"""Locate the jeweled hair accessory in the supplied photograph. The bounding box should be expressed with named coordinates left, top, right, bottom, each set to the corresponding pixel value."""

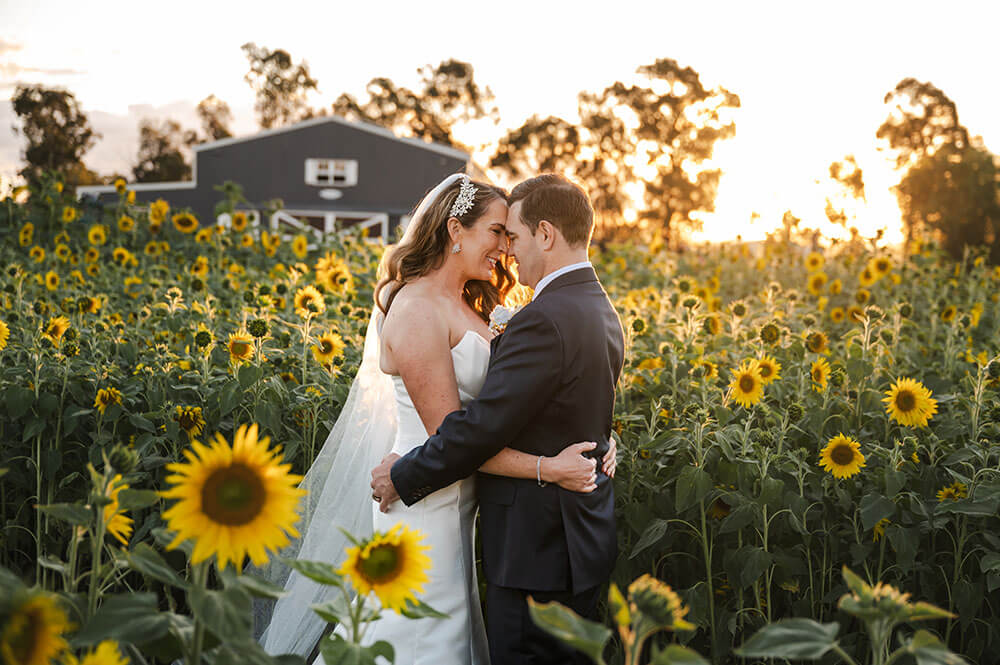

left=449, top=175, right=477, bottom=218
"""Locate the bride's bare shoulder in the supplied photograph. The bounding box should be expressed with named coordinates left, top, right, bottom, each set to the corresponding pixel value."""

left=382, top=283, right=446, bottom=340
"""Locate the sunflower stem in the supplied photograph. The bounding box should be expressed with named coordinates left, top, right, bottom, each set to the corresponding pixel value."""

left=189, top=561, right=209, bottom=665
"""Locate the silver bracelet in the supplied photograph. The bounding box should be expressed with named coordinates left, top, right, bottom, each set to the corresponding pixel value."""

left=536, top=455, right=547, bottom=487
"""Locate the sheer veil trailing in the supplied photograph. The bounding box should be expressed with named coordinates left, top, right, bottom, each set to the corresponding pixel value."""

left=256, top=173, right=466, bottom=658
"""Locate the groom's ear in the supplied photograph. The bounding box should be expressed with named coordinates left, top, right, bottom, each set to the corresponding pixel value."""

left=537, top=219, right=557, bottom=250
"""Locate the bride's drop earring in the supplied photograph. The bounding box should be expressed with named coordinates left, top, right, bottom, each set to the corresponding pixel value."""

left=451, top=242, right=462, bottom=254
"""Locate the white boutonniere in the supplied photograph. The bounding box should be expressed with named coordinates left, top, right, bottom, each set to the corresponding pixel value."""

left=489, top=304, right=521, bottom=335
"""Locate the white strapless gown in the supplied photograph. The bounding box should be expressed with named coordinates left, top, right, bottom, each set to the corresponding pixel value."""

left=315, top=330, right=492, bottom=665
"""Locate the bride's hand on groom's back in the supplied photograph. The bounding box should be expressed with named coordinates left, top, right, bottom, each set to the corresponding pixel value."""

left=546, top=442, right=599, bottom=493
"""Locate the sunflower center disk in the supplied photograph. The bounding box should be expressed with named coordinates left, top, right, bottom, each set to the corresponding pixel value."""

left=739, top=375, right=756, bottom=392
left=360, top=544, right=402, bottom=583
left=202, top=464, right=266, bottom=526
left=831, top=444, right=855, bottom=466
left=895, top=390, right=916, bottom=412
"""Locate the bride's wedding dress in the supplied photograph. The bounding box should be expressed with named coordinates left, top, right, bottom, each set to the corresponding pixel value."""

left=315, top=329, right=492, bottom=665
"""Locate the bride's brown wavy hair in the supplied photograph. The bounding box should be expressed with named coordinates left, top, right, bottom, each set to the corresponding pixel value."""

left=375, top=177, right=515, bottom=322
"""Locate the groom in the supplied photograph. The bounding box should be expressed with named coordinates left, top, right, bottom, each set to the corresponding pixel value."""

left=371, top=174, right=624, bottom=665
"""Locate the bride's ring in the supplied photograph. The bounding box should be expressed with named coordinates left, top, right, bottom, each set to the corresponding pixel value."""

left=372, top=494, right=382, bottom=502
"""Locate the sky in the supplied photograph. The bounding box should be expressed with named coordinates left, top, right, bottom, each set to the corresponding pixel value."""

left=1, top=0, right=998, bottom=243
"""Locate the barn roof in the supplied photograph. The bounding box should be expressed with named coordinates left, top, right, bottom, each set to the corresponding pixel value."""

left=193, top=114, right=470, bottom=161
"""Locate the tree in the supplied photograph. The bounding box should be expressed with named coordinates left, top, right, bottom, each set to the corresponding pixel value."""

left=490, top=58, right=739, bottom=243
left=877, top=78, right=998, bottom=259
left=11, top=84, right=100, bottom=187
left=877, top=78, right=969, bottom=168
left=333, top=59, right=498, bottom=148
left=241, top=43, right=319, bottom=129
left=824, top=154, right=866, bottom=228
left=895, top=143, right=1000, bottom=263
left=196, top=94, right=233, bottom=140
left=132, top=118, right=198, bottom=182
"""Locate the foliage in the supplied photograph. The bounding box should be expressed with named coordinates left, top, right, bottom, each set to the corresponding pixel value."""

left=332, top=59, right=498, bottom=149
left=133, top=118, right=199, bottom=183
left=1, top=178, right=999, bottom=663
left=241, top=42, right=320, bottom=129
left=11, top=85, right=100, bottom=188
left=197, top=94, right=234, bottom=141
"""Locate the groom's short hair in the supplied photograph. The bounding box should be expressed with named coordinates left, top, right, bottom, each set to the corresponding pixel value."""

left=509, top=174, right=593, bottom=248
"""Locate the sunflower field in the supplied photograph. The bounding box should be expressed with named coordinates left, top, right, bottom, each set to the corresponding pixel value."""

left=0, top=176, right=998, bottom=664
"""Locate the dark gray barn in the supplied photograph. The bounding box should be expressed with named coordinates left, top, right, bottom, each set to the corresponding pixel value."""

left=77, top=115, right=471, bottom=241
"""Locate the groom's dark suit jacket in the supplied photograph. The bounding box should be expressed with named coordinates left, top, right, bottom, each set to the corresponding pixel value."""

left=392, top=266, right=624, bottom=594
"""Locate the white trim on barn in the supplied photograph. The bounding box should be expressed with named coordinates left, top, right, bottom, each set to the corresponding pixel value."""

left=304, top=158, right=358, bottom=187
left=193, top=115, right=470, bottom=161
left=270, top=208, right=389, bottom=248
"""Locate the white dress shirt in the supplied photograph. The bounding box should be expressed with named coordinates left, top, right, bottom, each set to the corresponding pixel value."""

left=532, top=261, right=593, bottom=300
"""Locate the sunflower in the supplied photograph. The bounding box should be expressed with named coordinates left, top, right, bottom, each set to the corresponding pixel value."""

left=190, top=256, right=209, bottom=278
left=315, top=252, right=354, bottom=294
left=939, top=305, right=957, bottom=323
left=80, top=297, right=101, bottom=314
left=44, top=271, right=59, bottom=291
left=144, top=241, right=161, bottom=257
left=231, top=211, right=248, bottom=232
left=94, top=387, right=123, bottom=415
left=227, top=331, right=254, bottom=363
left=126, top=190, right=135, bottom=204
left=55, top=243, right=71, bottom=261
left=29, top=246, right=45, bottom=262
left=702, top=314, right=721, bottom=336
left=84, top=247, right=99, bottom=263
left=114, top=216, right=133, bottom=233
left=61, top=206, right=77, bottom=223
left=0, top=593, right=72, bottom=665
left=195, top=228, right=213, bottom=244
left=760, top=322, right=781, bottom=345
left=754, top=355, right=781, bottom=384
left=830, top=307, right=845, bottom=323
left=68, top=640, right=129, bottom=665
left=150, top=199, right=169, bottom=224
left=19, top=222, right=34, bottom=246
left=0, top=319, right=9, bottom=351
left=292, top=234, right=309, bottom=259
left=339, top=523, right=432, bottom=612
left=312, top=331, right=346, bottom=367
left=102, top=474, right=133, bottom=546
left=854, top=289, right=871, bottom=305
left=810, top=357, right=831, bottom=392
left=807, top=272, right=828, bottom=296
left=114, top=178, right=127, bottom=194
left=112, top=247, right=130, bottom=264
left=174, top=406, right=206, bottom=440
left=42, top=316, right=70, bottom=345
left=160, top=423, right=306, bottom=568
left=86, top=264, right=99, bottom=277
left=936, top=481, right=968, bottom=502
left=627, top=574, right=695, bottom=631
left=805, top=331, right=829, bottom=354
left=294, top=285, right=326, bottom=318
left=858, top=266, right=878, bottom=288
left=868, top=255, right=892, bottom=277
left=847, top=305, right=864, bottom=322
left=805, top=251, right=824, bottom=272
left=172, top=212, right=199, bottom=234
left=88, top=224, right=108, bottom=246
left=873, top=517, right=889, bottom=542
left=728, top=360, right=764, bottom=408
left=684, top=355, right=714, bottom=381
left=882, top=377, right=938, bottom=428
left=819, top=433, right=866, bottom=479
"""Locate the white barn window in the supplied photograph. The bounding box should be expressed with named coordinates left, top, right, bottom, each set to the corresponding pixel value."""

left=305, top=159, right=358, bottom=187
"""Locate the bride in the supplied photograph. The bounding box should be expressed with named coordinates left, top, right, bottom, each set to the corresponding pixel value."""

left=259, top=173, right=615, bottom=663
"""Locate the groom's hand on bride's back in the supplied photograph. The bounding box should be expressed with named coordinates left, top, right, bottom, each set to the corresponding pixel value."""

left=371, top=453, right=401, bottom=512
left=547, top=442, right=599, bottom=493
